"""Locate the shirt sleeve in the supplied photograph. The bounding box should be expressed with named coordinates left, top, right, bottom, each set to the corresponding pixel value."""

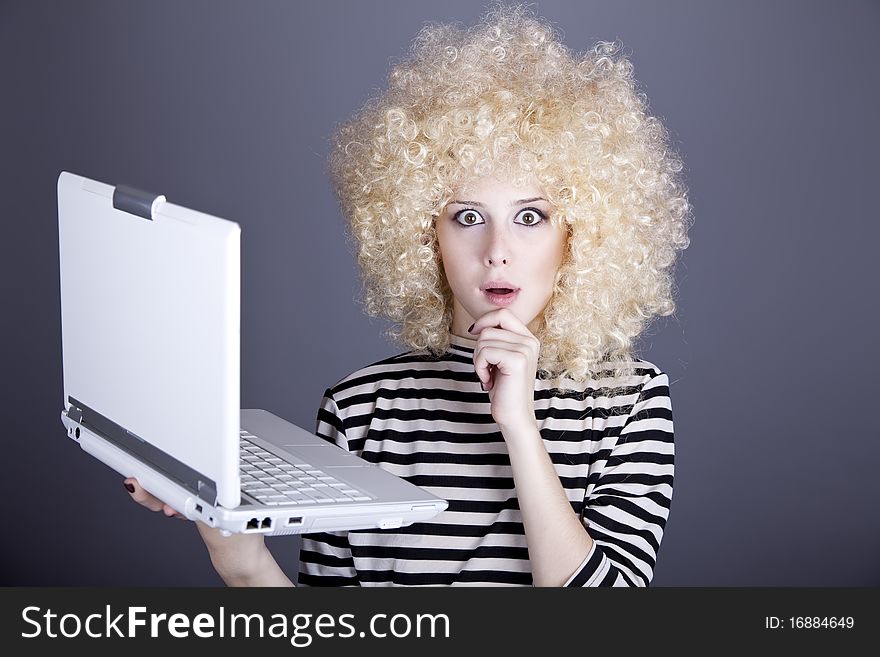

left=563, top=369, right=675, bottom=587
left=296, top=388, right=360, bottom=587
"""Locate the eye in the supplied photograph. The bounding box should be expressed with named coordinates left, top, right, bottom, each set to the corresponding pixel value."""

left=515, top=207, right=546, bottom=226
left=453, top=209, right=484, bottom=226
left=451, top=206, right=548, bottom=227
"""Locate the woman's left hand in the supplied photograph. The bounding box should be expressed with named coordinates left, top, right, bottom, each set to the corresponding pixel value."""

left=469, top=308, right=540, bottom=432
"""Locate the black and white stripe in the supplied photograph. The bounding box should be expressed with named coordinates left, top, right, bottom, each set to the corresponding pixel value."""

left=297, top=333, right=674, bottom=586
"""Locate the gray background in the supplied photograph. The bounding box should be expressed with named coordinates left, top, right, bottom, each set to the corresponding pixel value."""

left=1, top=0, right=877, bottom=586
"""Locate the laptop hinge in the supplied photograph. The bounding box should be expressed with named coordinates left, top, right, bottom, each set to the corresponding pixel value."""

left=67, top=405, right=83, bottom=425
left=112, top=184, right=165, bottom=221
left=67, top=396, right=218, bottom=505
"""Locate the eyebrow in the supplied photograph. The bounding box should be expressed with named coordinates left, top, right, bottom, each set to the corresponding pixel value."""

left=448, top=197, right=548, bottom=208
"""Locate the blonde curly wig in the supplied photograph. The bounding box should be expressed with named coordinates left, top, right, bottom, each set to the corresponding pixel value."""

left=327, top=1, right=693, bottom=393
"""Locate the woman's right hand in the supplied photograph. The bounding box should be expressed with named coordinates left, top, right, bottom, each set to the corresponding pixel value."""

left=123, top=477, right=186, bottom=519
left=123, top=477, right=294, bottom=586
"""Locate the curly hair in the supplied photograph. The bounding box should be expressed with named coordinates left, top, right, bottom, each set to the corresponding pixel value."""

left=326, top=1, right=693, bottom=394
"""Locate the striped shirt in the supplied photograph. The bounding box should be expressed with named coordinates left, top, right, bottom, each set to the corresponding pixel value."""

left=297, top=332, right=674, bottom=586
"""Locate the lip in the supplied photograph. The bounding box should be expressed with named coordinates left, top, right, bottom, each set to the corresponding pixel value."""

left=483, top=288, right=520, bottom=306
left=481, top=281, right=520, bottom=293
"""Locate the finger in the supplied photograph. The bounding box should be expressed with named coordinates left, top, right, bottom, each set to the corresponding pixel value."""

left=473, top=339, right=509, bottom=384
left=469, top=308, right=535, bottom=341
left=474, top=339, right=530, bottom=382
left=486, top=364, right=496, bottom=391
left=474, top=344, right=514, bottom=388
left=473, top=345, right=496, bottom=386
left=472, top=326, right=528, bottom=347
left=162, top=504, right=185, bottom=520
left=123, top=478, right=165, bottom=513
left=474, top=345, right=530, bottom=389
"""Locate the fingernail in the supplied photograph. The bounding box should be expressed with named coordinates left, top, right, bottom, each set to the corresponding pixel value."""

left=468, top=323, right=475, bottom=333
left=124, top=482, right=135, bottom=493
left=480, top=381, right=487, bottom=391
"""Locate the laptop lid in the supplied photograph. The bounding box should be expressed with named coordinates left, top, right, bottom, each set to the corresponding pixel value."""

left=57, top=171, right=241, bottom=508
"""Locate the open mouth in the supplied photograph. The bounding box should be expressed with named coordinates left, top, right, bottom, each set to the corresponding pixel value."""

left=483, top=288, right=519, bottom=305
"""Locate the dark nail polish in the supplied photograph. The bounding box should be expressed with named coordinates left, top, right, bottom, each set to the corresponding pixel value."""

left=468, top=323, right=475, bottom=333
left=124, top=482, right=135, bottom=493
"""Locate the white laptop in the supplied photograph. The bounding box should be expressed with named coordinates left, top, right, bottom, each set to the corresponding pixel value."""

left=57, top=171, right=447, bottom=536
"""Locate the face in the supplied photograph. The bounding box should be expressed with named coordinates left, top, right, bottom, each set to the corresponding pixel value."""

left=435, top=175, right=568, bottom=337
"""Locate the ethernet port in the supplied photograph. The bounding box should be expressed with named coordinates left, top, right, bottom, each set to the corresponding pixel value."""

left=246, top=518, right=260, bottom=530
left=261, top=517, right=272, bottom=529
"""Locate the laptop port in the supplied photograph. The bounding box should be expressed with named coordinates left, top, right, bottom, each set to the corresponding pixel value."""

left=246, top=518, right=260, bottom=530
left=261, top=517, right=272, bottom=529
left=287, top=517, right=303, bottom=526
left=195, top=504, right=203, bottom=513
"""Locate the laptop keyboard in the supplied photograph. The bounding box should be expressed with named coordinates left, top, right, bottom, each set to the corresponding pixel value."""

left=239, top=431, right=372, bottom=506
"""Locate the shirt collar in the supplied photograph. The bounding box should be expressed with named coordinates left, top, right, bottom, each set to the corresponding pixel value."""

left=448, top=332, right=477, bottom=354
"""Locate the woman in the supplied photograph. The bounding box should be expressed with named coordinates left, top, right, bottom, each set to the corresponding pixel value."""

left=127, top=2, right=692, bottom=587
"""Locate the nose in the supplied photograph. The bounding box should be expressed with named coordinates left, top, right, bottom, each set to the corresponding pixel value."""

left=484, top=226, right=510, bottom=266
